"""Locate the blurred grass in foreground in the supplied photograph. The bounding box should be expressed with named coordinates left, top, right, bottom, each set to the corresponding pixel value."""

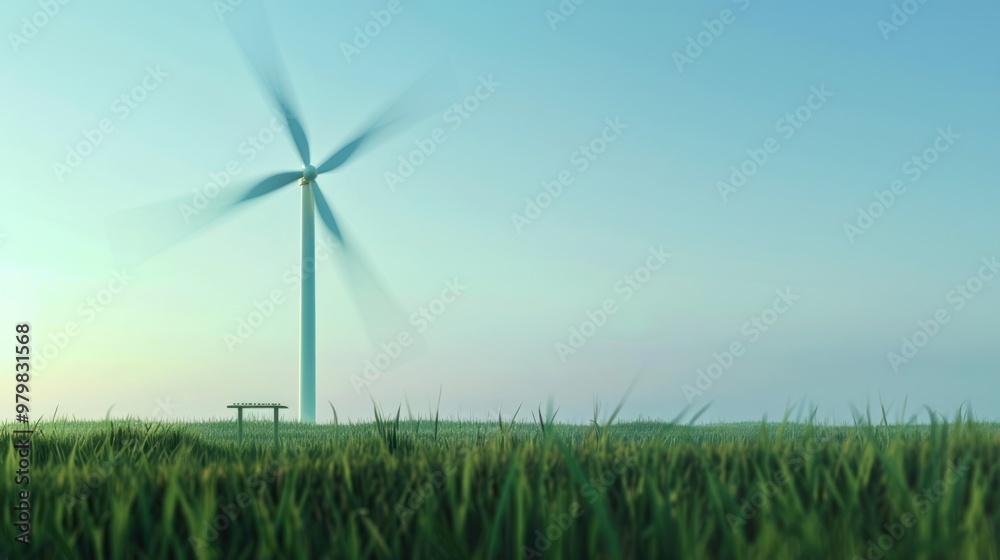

left=1, top=407, right=998, bottom=559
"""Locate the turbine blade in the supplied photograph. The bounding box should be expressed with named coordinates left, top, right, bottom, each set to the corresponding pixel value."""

left=104, top=171, right=299, bottom=266
left=316, top=63, right=457, bottom=174
left=224, top=0, right=311, bottom=165
left=312, top=183, right=427, bottom=366
left=235, top=170, right=302, bottom=204
left=312, top=182, right=343, bottom=244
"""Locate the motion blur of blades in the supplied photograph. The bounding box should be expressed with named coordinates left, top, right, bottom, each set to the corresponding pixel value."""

left=103, top=172, right=298, bottom=267
left=104, top=194, right=228, bottom=268
left=334, top=246, right=428, bottom=370
left=223, top=0, right=311, bottom=165
left=312, top=182, right=343, bottom=244
left=235, top=170, right=302, bottom=204
left=311, top=185, right=426, bottom=366
left=316, top=62, right=459, bottom=174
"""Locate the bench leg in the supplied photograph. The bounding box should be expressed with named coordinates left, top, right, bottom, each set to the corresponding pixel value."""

left=273, top=408, right=279, bottom=448
left=238, top=408, right=243, bottom=443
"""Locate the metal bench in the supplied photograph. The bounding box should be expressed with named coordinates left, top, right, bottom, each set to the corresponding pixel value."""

left=227, top=402, right=288, bottom=446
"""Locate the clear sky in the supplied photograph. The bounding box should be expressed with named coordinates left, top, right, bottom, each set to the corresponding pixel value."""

left=1, top=0, right=998, bottom=423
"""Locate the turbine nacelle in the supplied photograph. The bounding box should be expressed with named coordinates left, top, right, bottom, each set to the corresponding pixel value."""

left=301, top=164, right=318, bottom=184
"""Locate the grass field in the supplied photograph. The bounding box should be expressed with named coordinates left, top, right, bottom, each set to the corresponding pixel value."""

left=2, top=407, right=999, bottom=559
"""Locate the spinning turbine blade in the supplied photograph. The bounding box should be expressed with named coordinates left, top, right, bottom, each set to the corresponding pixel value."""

left=235, top=170, right=303, bottom=204
left=224, top=0, right=311, bottom=165
left=313, top=184, right=427, bottom=365
left=312, top=183, right=344, bottom=245
left=105, top=171, right=299, bottom=266
left=316, top=63, right=458, bottom=174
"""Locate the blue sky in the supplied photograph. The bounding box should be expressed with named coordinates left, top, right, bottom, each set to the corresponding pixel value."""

left=1, top=0, right=998, bottom=423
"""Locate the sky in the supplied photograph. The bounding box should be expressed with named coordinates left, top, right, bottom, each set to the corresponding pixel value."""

left=1, top=0, right=998, bottom=424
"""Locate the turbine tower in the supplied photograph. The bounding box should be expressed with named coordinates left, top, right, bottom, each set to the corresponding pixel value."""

left=105, top=1, right=445, bottom=422
left=300, top=170, right=317, bottom=423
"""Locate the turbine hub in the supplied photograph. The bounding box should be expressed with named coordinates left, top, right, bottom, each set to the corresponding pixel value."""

left=301, top=164, right=318, bottom=184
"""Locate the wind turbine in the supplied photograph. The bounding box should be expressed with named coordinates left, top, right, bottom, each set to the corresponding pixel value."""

left=105, top=3, right=449, bottom=422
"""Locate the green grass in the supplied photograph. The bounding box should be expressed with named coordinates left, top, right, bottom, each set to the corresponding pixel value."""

left=2, top=410, right=999, bottom=559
